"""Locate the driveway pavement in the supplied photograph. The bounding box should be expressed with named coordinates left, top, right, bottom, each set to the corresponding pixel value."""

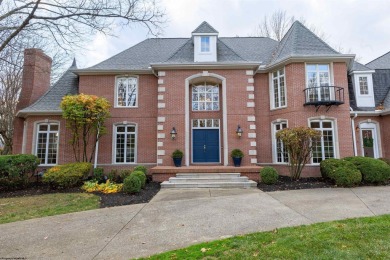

left=0, top=186, right=390, bottom=259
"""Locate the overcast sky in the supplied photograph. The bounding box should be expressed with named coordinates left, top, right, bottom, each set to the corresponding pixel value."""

left=75, top=0, right=390, bottom=68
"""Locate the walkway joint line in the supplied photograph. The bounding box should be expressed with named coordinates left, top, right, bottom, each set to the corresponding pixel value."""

left=349, top=188, right=377, bottom=216
left=92, top=203, right=148, bottom=259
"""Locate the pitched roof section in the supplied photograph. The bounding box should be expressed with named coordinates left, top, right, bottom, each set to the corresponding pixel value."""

left=19, top=62, right=79, bottom=114
left=270, top=21, right=340, bottom=66
left=192, top=21, right=218, bottom=34
left=351, top=61, right=373, bottom=72
left=85, top=38, right=189, bottom=71
left=366, top=51, right=390, bottom=69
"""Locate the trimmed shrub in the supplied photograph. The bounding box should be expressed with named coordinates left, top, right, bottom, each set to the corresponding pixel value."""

left=131, top=170, right=146, bottom=188
left=134, top=165, right=147, bottom=175
left=344, top=156, right=390, bottom=184
left=320, top=159, right=362, bottom=187
left=118, top=169, right=132, bottom=182
left=123, top=175, right=141, bottom=193
left=260, top=167, right=279, bottom=185
left=0, top=154, right=40, bottom=190
left=43, top=162, right=92, bottom=188
left=93, top=167, right=104, bottom=182
left=379, top=158, right=390, bottom=166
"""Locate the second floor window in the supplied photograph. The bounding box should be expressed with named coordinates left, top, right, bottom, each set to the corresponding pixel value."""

left=201, top=36, right=210, bottom=52
left=117, top=77, right=138, bottom=107
left=192, top=83, right=219, bottom=111
left=271, top=68, right=286, bottom=108
left=306, top=64, right=331, bottom=102
left=359, top=76, right=369, bottom=95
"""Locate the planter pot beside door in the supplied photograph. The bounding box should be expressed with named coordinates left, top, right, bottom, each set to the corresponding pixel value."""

left=232, top=157, right=242, bottom=167
left=173, top=157, right=182, bottom=167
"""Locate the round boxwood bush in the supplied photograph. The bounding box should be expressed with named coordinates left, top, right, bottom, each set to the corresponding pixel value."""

left=133, top=165, right=147, bottom=175
left=43, top=162, right=92, bottom=188
left=344, top=156, right=390, bottom=184
left=260, top=167, right=279, bottom=185
left=123, top=175, right=141, bottom=193
left=320, top=159, right=362, bottom=187
left=130, top=170, right=146, bottom=188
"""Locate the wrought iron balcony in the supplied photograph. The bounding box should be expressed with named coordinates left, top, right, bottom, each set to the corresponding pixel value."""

left=303, top=86, right=344, bottom=111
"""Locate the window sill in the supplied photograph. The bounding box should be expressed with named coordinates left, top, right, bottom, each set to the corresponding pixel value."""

left=270, top=106, right=287, bottom=111
left=114, top=106, right=139, bottom=109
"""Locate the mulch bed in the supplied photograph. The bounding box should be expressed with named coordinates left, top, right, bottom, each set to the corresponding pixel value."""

left=0, top=181, right=161, bottom=208
left=257, top=175, right=335, bottom=192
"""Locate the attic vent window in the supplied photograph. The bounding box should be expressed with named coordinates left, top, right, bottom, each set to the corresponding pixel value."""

left=201, top=36, right=210, bottom=52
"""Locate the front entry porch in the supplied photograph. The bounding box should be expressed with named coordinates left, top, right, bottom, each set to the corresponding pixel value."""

left=150, top=165, right=262, bottom=182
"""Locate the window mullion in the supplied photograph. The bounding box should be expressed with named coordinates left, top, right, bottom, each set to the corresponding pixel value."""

left=45, top=129, right=50, bottom=165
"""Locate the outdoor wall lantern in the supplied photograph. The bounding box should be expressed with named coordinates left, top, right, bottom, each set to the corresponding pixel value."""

left=170, top=127, right=177, bottom=140
left=236, top=125, right=243, bottom=138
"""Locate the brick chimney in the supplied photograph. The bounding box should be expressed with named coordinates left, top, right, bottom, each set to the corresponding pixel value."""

left=16, top=48, right=52, bottom=111
left=13, top=49, right=52, bottom=154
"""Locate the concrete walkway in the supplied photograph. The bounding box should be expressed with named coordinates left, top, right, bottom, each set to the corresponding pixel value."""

left=1, top=186, right=390, bottom=259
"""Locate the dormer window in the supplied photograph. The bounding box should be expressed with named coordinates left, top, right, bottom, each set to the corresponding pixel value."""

left=201, top=37, right=210, bottom=52
left=359, top=76, right=369, bottom=95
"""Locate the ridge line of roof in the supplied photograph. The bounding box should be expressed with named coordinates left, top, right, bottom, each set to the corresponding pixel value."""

left=218, top=38, right=247, bottom=62
left=163, top=38, right=193, bottom=62
left=366, top=50, right=390, bottom=66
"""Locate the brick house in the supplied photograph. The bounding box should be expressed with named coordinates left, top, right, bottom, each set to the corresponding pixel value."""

left=13, top=21, right=390, bottom=181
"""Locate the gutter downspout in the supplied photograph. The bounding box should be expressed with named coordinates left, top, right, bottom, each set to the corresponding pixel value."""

left=350, top=107, right=358, bottom=156
left=94, top=123, right=101, bottom=169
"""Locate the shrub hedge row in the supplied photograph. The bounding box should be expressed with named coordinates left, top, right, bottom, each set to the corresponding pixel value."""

left=43, top=162, right=92, bottom=188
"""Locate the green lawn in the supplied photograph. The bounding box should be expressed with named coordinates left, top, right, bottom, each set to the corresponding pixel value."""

left=144, top=214, right=390, bottom=259
left=0, top=193, right=100, bottom=224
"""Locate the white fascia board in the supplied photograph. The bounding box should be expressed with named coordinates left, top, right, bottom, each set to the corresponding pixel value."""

left=150, top=62, right=260, bottom=70
left=349, top=70, right=376, bottom=75
left=17, top=110, right=63, bottom=118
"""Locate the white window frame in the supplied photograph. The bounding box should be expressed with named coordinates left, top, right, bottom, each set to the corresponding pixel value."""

left=115, top=76, right=139, bottom=108
left=358, top=76, right=369, bottom=95
left=305, top=63, right=333, bottom=102
left=192, top=83, right=220, bottom=111
left=200, top=36, right=210, bottom=53
left=271, top=120, right=288, bottom=164
left=113, top=123, right=137, bottom=164
left=34, top=122, right=60, bottom=166
left=309, top=118, right=337, bottom=164
left=270, top=68, right=287, bottom=109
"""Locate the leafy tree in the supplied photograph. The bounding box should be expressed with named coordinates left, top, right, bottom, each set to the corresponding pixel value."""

left=276, top=127, right=321, bottom=180
left=60, top=94, right=110, bottom=162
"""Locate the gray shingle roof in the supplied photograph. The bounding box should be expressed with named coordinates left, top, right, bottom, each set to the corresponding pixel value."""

left=19, top=62, right=79, bottom=114
left=192, top=21, right=218, bottom=34
left=269, top=21, right=340, bottom=66
left=372, top=69, right=390, bottom=106
left=351, top=61, right=373, bottom=71
left=366, top=51, right=390, bottom=69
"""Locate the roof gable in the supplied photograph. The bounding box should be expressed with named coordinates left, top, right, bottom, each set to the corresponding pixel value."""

left=351, top=61, right=373, bottom=72
left=270, top=21, right=339, bottom=66
left=192, top=21, right=218, bottom=34
left=366, top=51, right=390, bottom=69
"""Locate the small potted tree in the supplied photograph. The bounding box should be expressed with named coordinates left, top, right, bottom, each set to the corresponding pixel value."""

left=231, top=149, right=244, bottom=167
left=172, top=149, right=184, bottom=167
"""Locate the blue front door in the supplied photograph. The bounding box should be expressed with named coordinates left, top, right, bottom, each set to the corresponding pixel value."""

left=193, top=129, right=220, bottom=163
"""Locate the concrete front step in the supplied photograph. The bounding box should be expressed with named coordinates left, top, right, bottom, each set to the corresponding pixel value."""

left=176, top=173, right=241, bottom=178
left=169, top=176, right=249, bottom=183
left=161, top=180, right=258, bottom=189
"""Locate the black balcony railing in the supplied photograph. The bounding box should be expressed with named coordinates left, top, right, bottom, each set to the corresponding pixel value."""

left=303, top=86, right=344, bottom=111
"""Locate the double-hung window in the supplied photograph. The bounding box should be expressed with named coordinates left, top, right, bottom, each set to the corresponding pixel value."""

left=273, top=121, right=288, bottom=163
left=310, top=120, right=335, bottom=163
left=359, top=76, right=369, bottom=95
left=306, top=64, right=331, bottom=102
left=115, top=124, right=136, bottom=163
left=35, top=123, right=59, bottom=165
left=271, top=68, right=286, bottom=108
left=116, top=77, right=138, bottom=107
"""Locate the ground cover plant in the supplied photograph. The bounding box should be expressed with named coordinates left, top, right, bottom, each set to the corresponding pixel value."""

left=144, top=214, right=390, bottom=259
left=0, top=193, right=100, bottom=224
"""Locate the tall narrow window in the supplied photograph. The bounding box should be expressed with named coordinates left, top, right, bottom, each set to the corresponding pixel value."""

left=306, top=64, right=331, bottom=102
left=201, top=36, right=210, bottom=52
left=36, top=123, right=59, bottom=165
left=192, top=83, right=219, bottom=111
left=310, top=120, right=335, bottom=163
left=271, top=68, right=286, bottom=108
left=115, top=125, right=136, bottom=163
left=116, top=77, right=138, bottom=107
left=359, top=76, right=369, bottom=95
left=273, top=121, right=288, bottom=163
